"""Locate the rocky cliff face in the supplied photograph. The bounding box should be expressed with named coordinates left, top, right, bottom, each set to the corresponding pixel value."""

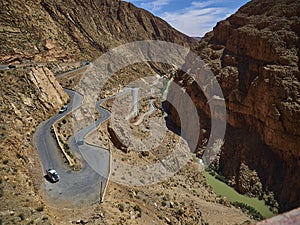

left=168, top=0, right=300, bottom=212
left=0, top=0, right=196, bottom=64
left=0, top=67, right=68, bottom=224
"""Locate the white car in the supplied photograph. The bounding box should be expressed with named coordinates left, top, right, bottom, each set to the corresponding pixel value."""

left=59, top=105, right=68, bottom=113
left=46, top=169, right=60, bottom=182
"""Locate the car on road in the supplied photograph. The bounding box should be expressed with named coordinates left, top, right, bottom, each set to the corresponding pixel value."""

left=59, top=105, right=68, bottom=113
left=46, top=169, right=60, bottom=182
left=77, top=139, right=84, bottom=145
left=8, top=65, right=16, bottom=68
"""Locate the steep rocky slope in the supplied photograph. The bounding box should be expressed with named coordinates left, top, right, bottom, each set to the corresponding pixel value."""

left=0, top=0, right=196, bottom=64
left=168, top=0, right=300, bottom=212
left=0, top=67, right=68, bottom=224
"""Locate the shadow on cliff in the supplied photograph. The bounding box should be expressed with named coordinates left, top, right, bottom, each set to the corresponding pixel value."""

left=162, top=100, right=182, bottom=136
left=219, top=125, right=299, bottom=213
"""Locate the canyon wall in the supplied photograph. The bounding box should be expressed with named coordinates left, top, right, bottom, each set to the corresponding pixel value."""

left=168, top=0, right=300, bottom=212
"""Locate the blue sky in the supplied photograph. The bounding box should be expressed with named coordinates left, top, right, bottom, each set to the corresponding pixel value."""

left=126, top=0, right=249, bottom=37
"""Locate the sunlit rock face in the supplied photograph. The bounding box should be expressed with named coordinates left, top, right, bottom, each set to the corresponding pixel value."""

left=168, top=0, right=300, bottom=212
left=0, top=0, right=196, bottom=64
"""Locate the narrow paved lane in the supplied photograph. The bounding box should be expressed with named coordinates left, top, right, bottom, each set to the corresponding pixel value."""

left=33, top=62, right=137, bottom=206
left=33, top=59, right=114, bottom=208
left=34, top=89, right=109, bottom=206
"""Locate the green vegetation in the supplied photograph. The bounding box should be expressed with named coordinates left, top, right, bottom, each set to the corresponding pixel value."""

left=0, top=186, right=3, bottom=197
left=163, top=194, right=169, bottom=201
left=260, top=191, right=279, bottom=214
left=58, top=136, right=73, bottom=159
left=207, top=169, right=228, bottom=184
left=205, top=168, right=279, bottom=214
left=133, top=204, right=141, bottom=213
left=57, top=122, right=61, bottom=132
left=231, top=201, right=264, bottom=220
left=203, top=170, right=274, bottom=219
left=133, top=204, right=142, bottom=217
left=16, top=152, right=26, bottom=162
left=36, top=206, right=44, bottom=212
left=117, top=203, right=124, bottom=212
left=141, top=151, right=149, bottom=157
left=176, top=208, right=184, bottom=216
left=55, top=131, right=81, bottom=170
left=63, top=142, right=70, bottom=151
left=18, top=213, right=25, bottom=220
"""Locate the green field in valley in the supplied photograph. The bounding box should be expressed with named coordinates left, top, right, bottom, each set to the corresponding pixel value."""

left=203, top=170, right=275, bottom=219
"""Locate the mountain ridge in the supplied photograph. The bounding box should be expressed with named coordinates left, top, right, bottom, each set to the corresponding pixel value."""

left=0, top=0, right=196, bottom=64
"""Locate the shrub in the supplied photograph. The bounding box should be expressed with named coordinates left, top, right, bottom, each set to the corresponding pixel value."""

left=0, top=187, right=3, bottom=197
left=117, top=204, right=124, bottom=212
left=215, top=174, right=228, bottom=184
left=177, top=208, right=184, bottom=216
left=231, top=202, right=264, bottom=220
left=16, top=152, right=26, bottom=162
left=141, top=151, right=149, bottom=157
left=19, top=213, right=25, bottom=220
left=261, top=191, right=279, bottom=212
left=36, top=206, right=44, bottom=212
left=133, top=205, right=141, bottom=213
left=163, top=194, right=170, bottom=201
left=63, top=143, right=70, bottom=150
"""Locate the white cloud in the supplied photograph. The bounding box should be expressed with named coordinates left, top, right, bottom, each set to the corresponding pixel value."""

left=161, top=1, right=235, bottom=37
left=190, top=0, right=217, bottom=8
left=140, top=0, right=171, bottom=12
left=127, top=0, right=242, bottom=37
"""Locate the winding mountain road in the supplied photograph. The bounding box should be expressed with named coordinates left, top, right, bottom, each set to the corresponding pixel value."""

left=34, top=67, right=116, bottom=206
left=34, top=63, right=145, bottom=206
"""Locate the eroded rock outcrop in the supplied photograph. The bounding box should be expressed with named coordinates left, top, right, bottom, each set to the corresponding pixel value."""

left=168, top=0, right=300, bottom=212
left=29, top=67, right=68, bottom=110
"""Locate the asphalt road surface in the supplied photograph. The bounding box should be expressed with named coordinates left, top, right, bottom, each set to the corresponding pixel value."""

left=33, top=60, right=122, bottom=206
left=0, top=65, right=9, bottom=70
left=33, top=61, right=138, bottom=206
left=55, top=62, right=89, bottom=78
